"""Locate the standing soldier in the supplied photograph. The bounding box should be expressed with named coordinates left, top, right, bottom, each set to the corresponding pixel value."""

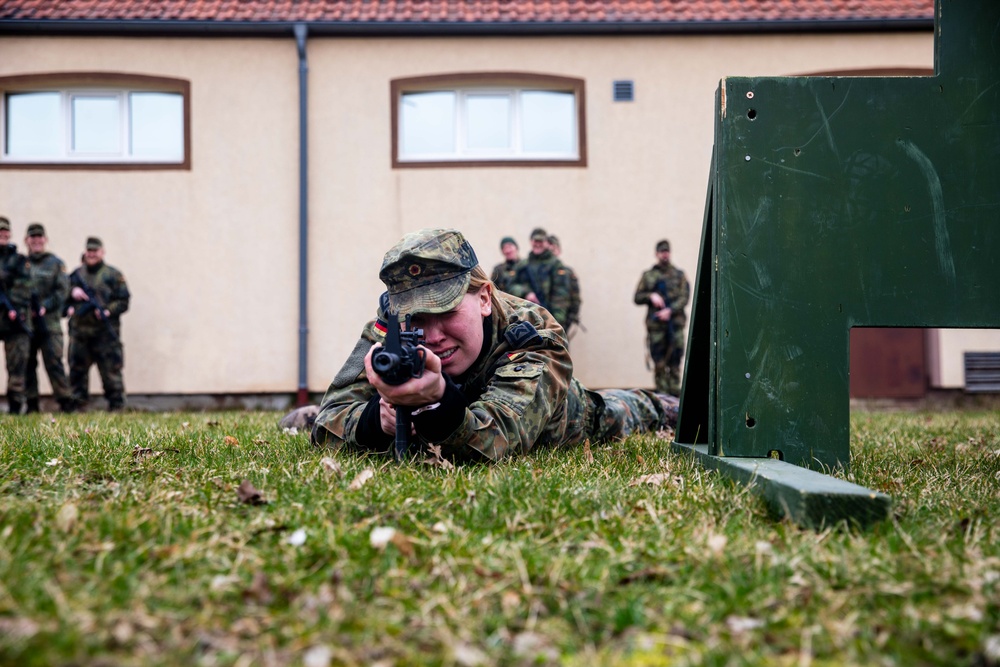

left=0, top=217, right=33, bottom=414
left=66, top=237, right=130, bottom=412
left=634, top=239, right=690, bottom=396
left=24, top=223, right=73, bottom=413
left=489, top=236, right=521, bottom=294
left=509, top=228, right=572, bottom=331
left=548, top=234, right=582, bottom=335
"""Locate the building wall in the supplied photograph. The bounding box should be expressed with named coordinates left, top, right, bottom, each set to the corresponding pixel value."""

left=6, top=30, right=987, bottom=397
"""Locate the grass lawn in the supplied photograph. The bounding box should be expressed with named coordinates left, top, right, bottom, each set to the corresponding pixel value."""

left=0, top=409, right=997, bottom=666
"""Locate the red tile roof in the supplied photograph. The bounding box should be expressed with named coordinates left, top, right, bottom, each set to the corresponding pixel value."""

left=0, top=1, right=935, bottom=27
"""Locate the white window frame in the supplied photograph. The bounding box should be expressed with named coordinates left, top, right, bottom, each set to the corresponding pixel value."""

left=0, top=73, right=189, bottom=170
left=392, top=73, right=587, bottom=168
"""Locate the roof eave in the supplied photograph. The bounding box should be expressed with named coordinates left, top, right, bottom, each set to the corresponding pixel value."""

left=0, top=17, right=935, bottom=38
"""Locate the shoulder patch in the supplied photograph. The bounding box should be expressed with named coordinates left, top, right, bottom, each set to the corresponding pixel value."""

left=504, top=320, right=542, bottom=349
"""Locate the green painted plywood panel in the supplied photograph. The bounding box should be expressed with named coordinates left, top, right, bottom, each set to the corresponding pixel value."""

left=677, top=1, right=1000, bottom=471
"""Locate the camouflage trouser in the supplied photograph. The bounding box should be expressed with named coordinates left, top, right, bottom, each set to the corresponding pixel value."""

left=26, top=328, right=71, bottom=402
left=69, top=329, right=125, bottom=410
left=1, top=329, right=30, bottom=406
left=588, top=389, right=679, bottom=442
left=648, top=325, right=685, bottom=396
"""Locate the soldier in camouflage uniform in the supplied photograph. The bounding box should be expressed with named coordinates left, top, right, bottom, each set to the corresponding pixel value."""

left=310, top=228, right=678, bottom=462
left=507, top=228, right=573, bottom=331
left=548, top=235, right=582, bottom=335
left=23, top=223, right=73, bottom=413
left=66, top=237, right=130, bottom=411
left=489, top=236, right=521, bottom=294
left=0, top=217, right=32, bottom=414
left=634, top=239, right=690, bottom=396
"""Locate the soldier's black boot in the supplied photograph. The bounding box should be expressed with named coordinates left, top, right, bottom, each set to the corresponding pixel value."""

left=8, top=399, right=23, bottom=415
left=107, top=397, right=125, bottom=412
left=58, top=398, right=76, bottom=414
left=25, top=398, right=40, bottom=414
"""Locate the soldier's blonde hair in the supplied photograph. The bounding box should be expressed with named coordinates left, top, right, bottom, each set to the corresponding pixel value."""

left=468, top=265, right=505, bottom=322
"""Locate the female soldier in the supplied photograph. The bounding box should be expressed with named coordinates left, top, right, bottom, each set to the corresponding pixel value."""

left=311, top=228, right=677, bottom=462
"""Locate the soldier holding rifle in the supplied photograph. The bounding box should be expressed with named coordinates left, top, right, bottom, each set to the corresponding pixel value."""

left=66, top=237, right=130, bottom=412
left=634, top=239, right=690, bottom=396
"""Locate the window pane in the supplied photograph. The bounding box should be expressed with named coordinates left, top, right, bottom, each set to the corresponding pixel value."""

left=72, top=95, right=120, bottom=154
left=521, top=91, right=575, bottom=155
left=130, top=92, right=183, bottom=159
left=5, top=92, right=61, bottom=157
left=400, top=91, right=455, bottom=156
left=466, top=93, right=510, bottom=150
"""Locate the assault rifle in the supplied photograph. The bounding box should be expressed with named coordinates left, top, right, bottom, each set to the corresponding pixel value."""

left=0, top=286, right=29, bottom=334
left=517, top=263, right=548, bottom=311
left=371, top=312, right=426, bottom=461
left=69, top=273, right=119, bottom=342
left=30, top=293, right=50, bottom=341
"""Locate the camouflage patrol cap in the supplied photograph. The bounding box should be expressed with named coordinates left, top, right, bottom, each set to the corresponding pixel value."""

left=530, top=227, right=548, bottom=241
left=499, top=236, right=518, bottom=248
left=86, top=236, right=103, bottom=250
left=26, top=223, right=45, bottom=237
left=656, top=239, right=671, bottom=252
left=379, top=228, right=479, bottom=316
left=0, top=217, right=10, bottom=231
left=548, top=234, right=560, bottom=248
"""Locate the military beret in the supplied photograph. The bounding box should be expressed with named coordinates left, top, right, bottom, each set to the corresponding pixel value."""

left=499, top=236, right=518, bottom=249
left=379, top=228, right=479, bottom=316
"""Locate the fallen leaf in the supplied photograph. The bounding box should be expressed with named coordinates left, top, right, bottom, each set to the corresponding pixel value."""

left=223, top=435, right=239, bottom=446
left=206, top=420, right=221, bottom=427
left=286, top=528, right=307, bottom=546
left=55, top=502, right=78, bottom=532
left=347, top=468, right=374, bottom=490
left=726, top=616, right=764, bottom=633
left=370, top=526, right=396, bottom=549
left=637, top=454, right=645, bottom=465
left=423, top=444, right=454, bottom=469
left=319, top=457, right=343, bottom=476
left=629, top=473, right=671, bottom=487
left=707, top=533, right=728, bottom=556
left=236, top=480, right=268, bottom=505
left=243, top=571, right=274, bottom=604
left=583, top=438, right=594, bottom=463
left=0, top=617, right=39, bottom=639
left=303, top=645, right=333, bottom=667
left=45, top=458, right=60, bottom=467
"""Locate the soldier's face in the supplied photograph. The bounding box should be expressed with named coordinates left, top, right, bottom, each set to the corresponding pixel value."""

left=501, top=242, right=518, bottom=261
left=84, top=247, right=105, bottom=266
left=26, top=234, right=46, bottom=254
left=411, top=284, right=492, bottom=376
left=0, top=230, right=9, bottom=245
left=656, top=249, right=671, bottom=263
left=531, top=237, right=547, bottom=255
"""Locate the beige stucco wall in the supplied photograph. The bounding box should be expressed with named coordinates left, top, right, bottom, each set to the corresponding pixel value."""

left=4, top=29, right=991, bottom=397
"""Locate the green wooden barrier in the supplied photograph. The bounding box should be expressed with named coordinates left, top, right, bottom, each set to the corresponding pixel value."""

left=673, top=0, right=999, bottom=527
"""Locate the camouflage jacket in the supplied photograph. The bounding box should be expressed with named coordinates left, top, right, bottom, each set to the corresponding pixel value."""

left=67, top=262, right=130, bottom=335
left=0, top=243, right=32, bottom=334
left=312, top=291, right=594, bottom=461
left=633, top=262, right=690, bottom=332
left=565, top=264, right=581, bottom=326
left=28, top=251, right=69, bottom=330
left=489, top=259, right=520, bottom=295
left=507, top=250, right=572, bottom=329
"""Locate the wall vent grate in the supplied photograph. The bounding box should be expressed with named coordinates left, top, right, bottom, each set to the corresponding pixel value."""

left=964, top=352, right=1000, bottom=392
left=613, top=80, right=634, bottom=102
